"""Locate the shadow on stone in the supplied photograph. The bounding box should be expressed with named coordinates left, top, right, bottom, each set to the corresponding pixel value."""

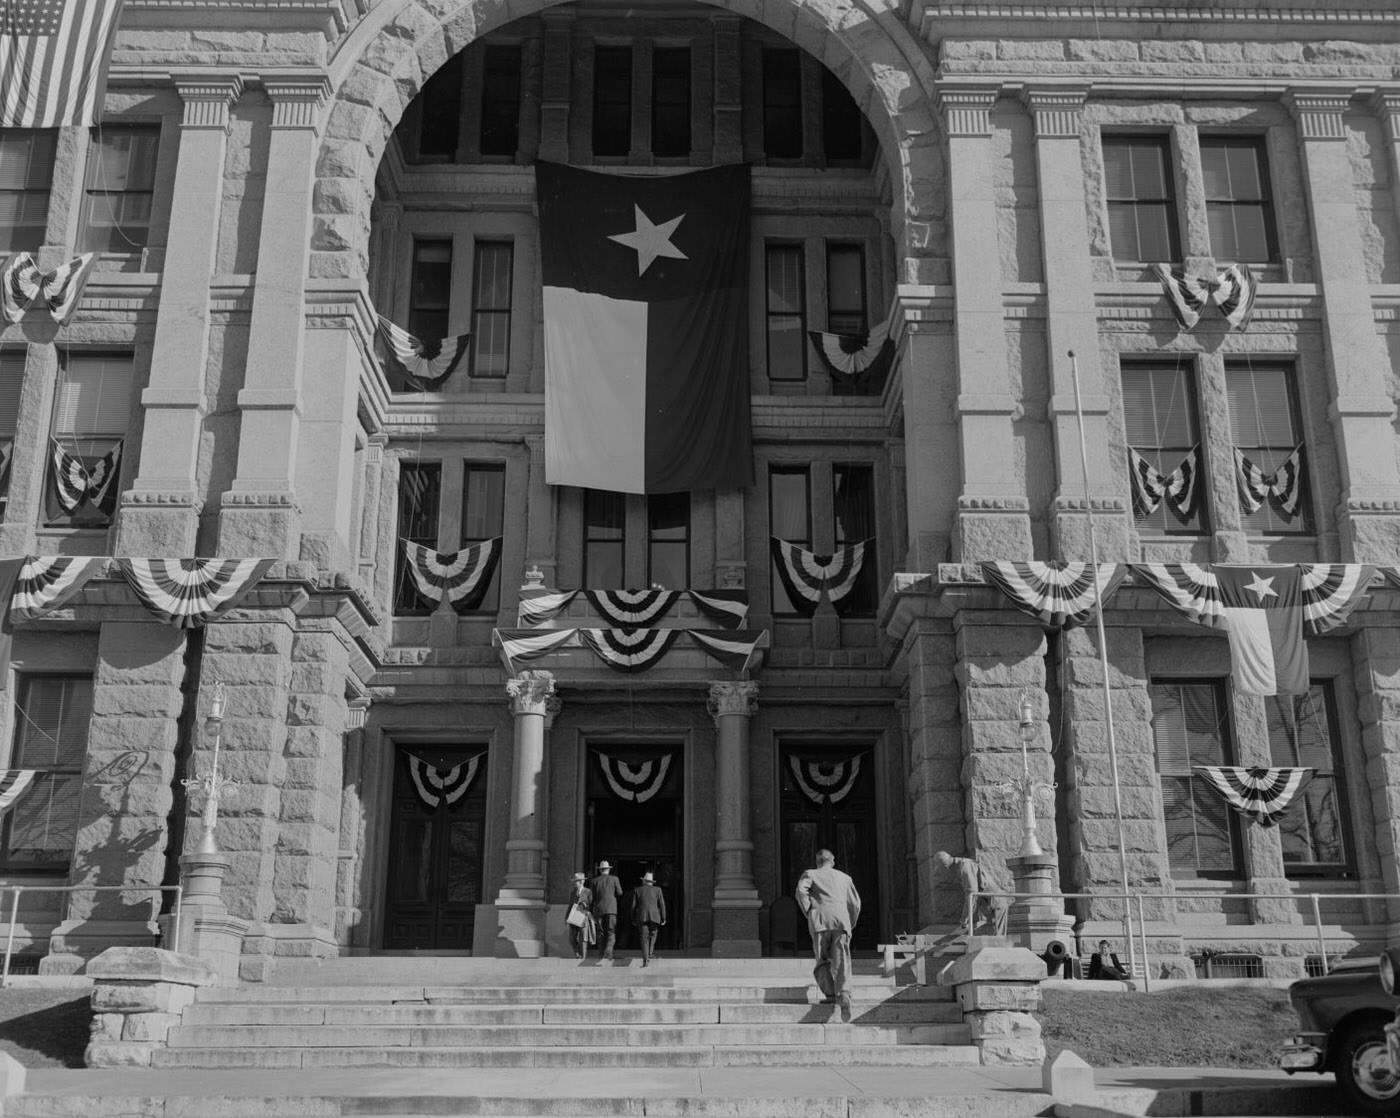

left=0, top=995, right=89, bottom=1068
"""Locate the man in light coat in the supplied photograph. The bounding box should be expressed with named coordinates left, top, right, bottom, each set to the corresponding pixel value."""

left=630, top=871, right=667, bottom=966
left=795, top=849, right=861, bottom=1018
left=589, top=859, right=624, bottom=960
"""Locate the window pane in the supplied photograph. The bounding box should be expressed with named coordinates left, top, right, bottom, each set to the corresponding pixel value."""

left=1152, top=681, right=1239, bottom=876
left=418, top=54, right=463, bottom=158
left=16, top=677, right=93, bottom=768
left=651, top=48, right=691, bottom=158
left=1268, top=687, right=1347, bottom=870
left=395, top=462, right=441, bottom=613
left=833, top=464, right=876, bottom=614
left=647, top=491, right=689, bottom=589
left=1129, top=142, right=1169, bottom=198
left=592, top=45, right=632, bottom=157
left=480, top=46, right=522, bottom=157
left=5, top=772, right=80, bottom=865
left=762, top=49, right=802, bottom=159
left=585, top=489, right=626, bottom=588
left=461, top=464, right=505, bottom=611
left=1103, top=137, right=1178, bottom=262
left=408, top=240, right=452, bottom=343
left=1102, top=142, right=1135, bottom=198
left=767, top=244, right=806, bottom=382
left=0, top=129, right=56, bottom=189
left=826, top=244, right=865, bottom=333
left=1121, top=363, right=1205, bottom=534
left=1200, top=142, right=1231, bottom=198
left=769, top=467, right=810, bottom=614
left=471, top=242, right=513, bottom=378
left=0, top=352, right=23, bottom=435
left=1226, top=365, right=1295, bottom=447
left=822, top=69, right=865, bottom=164
left=54, top=355, right=131, bottom=439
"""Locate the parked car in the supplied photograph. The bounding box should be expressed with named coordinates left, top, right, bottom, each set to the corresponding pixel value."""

left=1279, top=957, right=1400, bottom=1115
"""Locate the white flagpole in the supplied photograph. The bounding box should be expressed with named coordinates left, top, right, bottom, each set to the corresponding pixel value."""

left=1068, top=350, right=1136, bottom=980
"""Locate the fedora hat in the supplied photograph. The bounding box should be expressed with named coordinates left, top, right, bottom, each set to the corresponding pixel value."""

left=572, top=872, right=585, bottom=882
left=597, top=860, right=612, bottom=871
left=641, top=872, right=655, bottom=883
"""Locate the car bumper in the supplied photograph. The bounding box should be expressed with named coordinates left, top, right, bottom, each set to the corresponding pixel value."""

left=1278, top=1038, right=1326, bottom=1073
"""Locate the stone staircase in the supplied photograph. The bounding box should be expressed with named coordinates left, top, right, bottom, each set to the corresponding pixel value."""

left=150, top=956, right=979, bottom=1070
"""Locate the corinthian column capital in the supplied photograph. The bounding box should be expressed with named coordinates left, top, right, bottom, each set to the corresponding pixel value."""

left=506, top=670, right=556, bottom=716
left=708, top=680, right=758, bottom=724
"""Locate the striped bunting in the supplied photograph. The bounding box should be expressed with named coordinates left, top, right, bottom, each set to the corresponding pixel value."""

left=1234, top=446, right=1305, bottom=518
left=981, top=562, right=1126, bottom=629
left=0, top=558, right=21, bottom=692
left=1213, top=264, right=1258, bottom=331
left=0, top=1, right=124, bottom=128
left=579, top=628, right=680, bottom=673
left=50, top=439, right=121, bottom=517
left=687, top=589, right=749, bottom=629
left=1383, top=568, right=1400, bottom=593
left=375, top=316, right=470, bottom=392
left=770, top=538, right=868, bottom=617
left=787, top=754, right=862, bottom=806
left=10, top=555, right=105, bottom=622
left=117, top=558, right=275, bottom=629
left=407, top=753, right=483, bottom=809
left=519, top=591, right=578, bottom=627
left=0, top=770, right=39, bottom=817
left=584, top=590, right=680, bottom=627
left=1299, top=564, right=1373, bottom=635
left=496, top=627, right=579, bottom=674
left=2, top=252, right=96, bottom=325
left=807, top=314, right=895, bottom=390
left=1194, top=765, right=1312, bottom=828
left=1152, top=265, right=1212, bottom=330
left=689, top=629, right=765, bottom=673
left=596, top=750, right=673, bottom=803
left=1152, top=263, right=1257, bottom=332
left=1128, top=446, right=1198, bottom=518
left=0, top=439, right=12, bottom=495
left=403, top=538, right=501, bottom=611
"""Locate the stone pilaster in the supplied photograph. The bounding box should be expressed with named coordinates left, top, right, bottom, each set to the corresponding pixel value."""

left=539, top=12, right=574, bottom=163
left=524, top=435, right=558, bottom=588
left=937, top=88, right=1030, bottom=562
left=357, top=436, right=385, bottom=590
left=1287, top=89, right=1400, bottom=561
left=1352, top=628, right=1400, bottom=925
left=495, top=671, right=556, bottom=957
left=711, top=15, right=742, bottom=164
left=708, top=680, right=761, bottom=957
left=714, top=488, right=746, bottom=589
left=118, top=74, right=242, bottom=557
left=220, top=73, right=330, bottom=560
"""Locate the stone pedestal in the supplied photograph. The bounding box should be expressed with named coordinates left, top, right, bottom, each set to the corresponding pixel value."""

left=939, top=943, right=1047, bottom=1066
left=85, top=947, right=218, bottom=1067
left=1006, top=854, right=1075, bottom=958
left=162, top=852, right=248, bottom=982
left=709, top=681, right=762, bottom=957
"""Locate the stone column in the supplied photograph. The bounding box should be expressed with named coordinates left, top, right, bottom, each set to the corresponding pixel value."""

left=495, top=671, right=556, bottom=957
left=1287, top=90, right=1400, bottom=562
left=357, top=436, right=386, bottom=588
left=220, top=73, right=331, bottom=560
left=708, top=681, right=761, bottom=957
left=118, top=75, right=242, bottom=557
left=1023, top=88, right=1129, bottom=562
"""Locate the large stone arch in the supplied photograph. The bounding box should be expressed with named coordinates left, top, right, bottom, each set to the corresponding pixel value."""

left=312, top=0, right=942, bottom=282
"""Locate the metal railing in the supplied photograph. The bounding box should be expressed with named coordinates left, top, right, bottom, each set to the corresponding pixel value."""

left=0, top=883, right=182, bottom=987
left=971, top=887, right=1400, bottom=994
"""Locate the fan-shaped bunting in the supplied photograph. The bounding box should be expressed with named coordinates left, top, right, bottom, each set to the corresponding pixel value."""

left=770, top=538, right=868, bottom=617
left=50, top=440, right=121, bottom=517
left=403, top=538, right=501, bottom=611
left=2, top=252, right=97, bottom=325
left=584, top=590, right=679, bottom=627
left=375, top=316, right=470, bottom=391
left=1194, top=765, right=1312, bottom=827
left=787, top=754, right=863, bottom=805
left=117, top=558, right=275, bottom=629
left=1128, top=446, right=1198, bottom=518
left=579, top=628, right=680, bottom=673
left=407, top=753, right=484, bottom=809
left=1152, top=263, right=1256, bottom=331
left=981, top=562, right=1126, bottom=629
left=807, top=314, right=895, bottom=389
left=595, top=750, right=673, bottom=803
left=10, top=555, right=106, bottom=622
left=1234, top=446, right=1305, bottom=518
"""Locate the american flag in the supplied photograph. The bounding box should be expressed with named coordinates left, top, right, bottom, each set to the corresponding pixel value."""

left=1, top=1, right=125, bottom=128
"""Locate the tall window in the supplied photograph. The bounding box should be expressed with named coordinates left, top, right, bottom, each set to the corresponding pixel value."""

left=651, top=47, right=691, bottom=158
left=462, top=463, right=506, bottom=611
left=833, top=463, right=877, bottom=615
left=1225, top=361, right=1310, bottom=534
left=1201, top=137, right=1277, bottom=264
left=48, top=353, right=131, bottom=527
left=1121, top=361, right=1206, bottom=534
left=769, top=465, right=811, bottom=614
left=1151, top=680, right=1241, bottom=877
left=80, top=126, right=160, bottom=253
left=762, top=49, right=803, bottom=159
left=470, top=242, right=513, bottom=378
left=1103, top=136, right=1180, bottom=263
left=3, top=676, right=91, bottom=871
left=408, top=240, right=452, bottom=341
left=418, top=53, right=463, bottom=159
left=821, top=70, right=866, bottom=166
left=592, top=45, right=633, bottom=158
left=1268, top=685, right=1350, bottom=875
left=395, top=462, right=441, bottom=614
left=826, top=244, right=866, bottom=334
left=0, top=129, right=57, bottom=252
left=480, top=46, right=523, bottom=158
left=647, top=492, right=690, bottom=589
left=766, top=244, right=806, bottom=383
left=0, top=352, right=21, bottom=523
left=584, top=490, right=626, bottom=588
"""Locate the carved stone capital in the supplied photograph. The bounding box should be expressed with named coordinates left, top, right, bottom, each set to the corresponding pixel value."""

left=937, top=88, right=998, bottom=138
left=1286, top=90, right=1354, bottom=141
left=263, top=73, right=332, bottom=130
left=345, top=696, right=371, bottom=731
left=506, top=670, right=556, bottom=716
left=173, top=74, right=243, bottom=131
left=544, top=696, right=563, bottom=729
left=1021, top=88, right=1086, bottom=139
left=708, top=680, right=758, bottom=723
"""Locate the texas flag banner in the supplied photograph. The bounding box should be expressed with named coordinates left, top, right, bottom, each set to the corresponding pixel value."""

left=536, top=161, right=753, bottom=495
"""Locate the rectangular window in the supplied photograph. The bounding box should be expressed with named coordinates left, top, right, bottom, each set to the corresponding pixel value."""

left=1151, top=680, right=1242, bottom=878
left=80, top=125, right=160, bottom=253
left=1201, top=137, right=1278, bottom=264
left=647, top=492, right=689, bottom=590
left=1103, top=136, right=1180, bottom=263
left=1225, top=362, right=1310, bottom=535
left=480, top=45, right=522, bottom=158
left=1121, top=362, right=1206, bottom=535
left=1268, top=685, right=1350, bottom=875
left=826, top=243, right=866, bottom=335
left=2, top=675, right=91, bottom=871
left=769, top=465, right=811, bottom=615
left=592, top=45, right=633, bottom=158
left=762, top=49, right=803, bottom=159
left=833, top=463, right=877, bottom=615
left=651, top=47, right=691, bottom=159
left=48, top=353, right=131, bottom=527
left=470, top=241, right=513, bottom=378
left=766, top=243, right=806, bottom=382
left=395, top=461, right=442, bottom=614
left=584, top=489, right=626, bottom=589
left=408, top=240, right=453, bottom=343
left=0, top=351, right=21, bottom=523
left=0, top=129, right=57, bottom=253
left=461, top=463, right=506, bottom=611
left=821, top=69, right=865, bottom=165
left=418, top=52, right=463, bottom=159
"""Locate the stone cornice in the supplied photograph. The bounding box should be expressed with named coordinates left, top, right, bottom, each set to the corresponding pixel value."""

left=923, top=3, right=1400, bottom=29
left=121, top=0, right=359, bottom=38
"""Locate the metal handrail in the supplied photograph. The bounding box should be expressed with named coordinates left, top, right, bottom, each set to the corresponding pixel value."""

left=0, top=883, right=183, bottom=987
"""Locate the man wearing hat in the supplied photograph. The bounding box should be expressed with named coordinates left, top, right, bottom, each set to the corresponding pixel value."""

left=630, top=870, right=667, bottom=966
left=566, top=871, right=595, bottom=960
left=589, top=859, right=623, bottom=960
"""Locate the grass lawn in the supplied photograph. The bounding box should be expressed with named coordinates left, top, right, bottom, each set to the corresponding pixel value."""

left=1041, top=985, right=1298, bottom=1067
left=0, top=990, right=91, bottom=1069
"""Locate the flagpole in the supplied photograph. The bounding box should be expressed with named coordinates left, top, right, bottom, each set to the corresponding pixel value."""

left=1067, top=350, right=1136, bottom=980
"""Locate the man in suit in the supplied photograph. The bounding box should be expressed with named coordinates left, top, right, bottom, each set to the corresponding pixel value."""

left=1089, top=939, right=1135, bottom=987
left=795, top=849, right=861, bottom=1019
left=589, top=859, right=624, bottom=960
left=631, top=871, right=667, bottom=967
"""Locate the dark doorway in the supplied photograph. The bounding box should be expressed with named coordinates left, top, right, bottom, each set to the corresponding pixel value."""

left=586, top=743, right=683, bottom=951
left=779, top=743, right=880, bottom=950
left=383, top=744, right=488, bottom=949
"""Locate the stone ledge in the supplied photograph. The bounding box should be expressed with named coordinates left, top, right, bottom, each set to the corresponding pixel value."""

left=85, top=947, right=219, bottom=987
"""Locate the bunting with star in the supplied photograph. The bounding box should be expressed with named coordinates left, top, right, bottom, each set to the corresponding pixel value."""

left=536, top=161, right=753, bottom=494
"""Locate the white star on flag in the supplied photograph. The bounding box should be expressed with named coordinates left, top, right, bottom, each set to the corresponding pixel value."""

left=608, top=205, right=688, bottom=276
left=1244, top=572, right=1277, bottom=602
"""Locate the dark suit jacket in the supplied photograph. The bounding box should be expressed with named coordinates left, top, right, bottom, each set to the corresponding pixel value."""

left=1088, top=951, right=1125, bottom=979
left=589, top=872, right=623, bottom=916
left=631, top=883, right=666, bottom=925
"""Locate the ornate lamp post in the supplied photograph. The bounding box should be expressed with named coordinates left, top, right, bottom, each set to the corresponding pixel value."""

left=183, top=682, right=234, bottom=855
left=1002, top=690, right=1054, bottom=857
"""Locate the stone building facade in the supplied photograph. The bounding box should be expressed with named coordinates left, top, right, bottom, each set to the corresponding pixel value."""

left=0, top=0, right=1399, bottom=979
